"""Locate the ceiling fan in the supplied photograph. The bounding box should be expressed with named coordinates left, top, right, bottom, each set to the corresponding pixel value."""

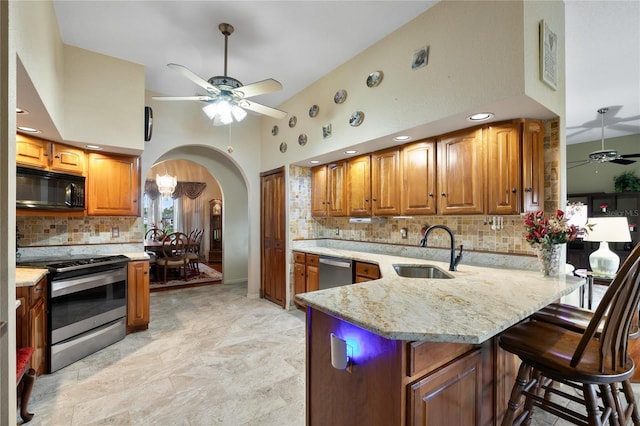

left=152, top=23, right=287, bottom=126
left=568, top=107, right=640, bottom=169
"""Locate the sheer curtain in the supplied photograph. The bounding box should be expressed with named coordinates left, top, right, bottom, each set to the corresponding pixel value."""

left=178, top=196, right=205, bottom=236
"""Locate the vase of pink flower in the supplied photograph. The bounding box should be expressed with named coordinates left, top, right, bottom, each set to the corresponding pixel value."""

left=524, top=210, right=579, bottom=276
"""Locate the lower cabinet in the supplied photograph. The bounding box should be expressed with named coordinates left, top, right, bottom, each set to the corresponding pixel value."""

left=307, top=308, right=517, bottom=425
left=127, top=260, right=150, bottom=333
left=354, top=261, right=380, bottom=282
left=293, top=251, right=319, bottom=309
left=16, top=277, right=47, bottom=376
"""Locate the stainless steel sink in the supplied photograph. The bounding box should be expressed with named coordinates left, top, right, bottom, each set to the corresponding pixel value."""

left=392, top=264, right=454, bottom=279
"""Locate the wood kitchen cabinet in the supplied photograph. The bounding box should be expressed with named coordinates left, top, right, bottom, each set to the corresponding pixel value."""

left=371, top=148, right=402, bottom=216
left=293, top=251, right=319, bottom=309
left=87, top=152, right=140, bottom=216
left=311, top=161, right=347, bottom=217
left=438, top=127, right=485, bottom=214
left=402, top=139, right=437, bottom=215
left=127, top=260, right=150, bottom=333
left=521, top=119, right=544, bottom=213
left=307, top=308, right=514, bottom=425
left=16, top=277, right=47, bottom=376
left=347, top=155, right=372, bottom=216
left=17, top=133, right=85, bottom=175
left=486, top=122, right=521, bottom=214
left=354, top=261, right=380, bottom=283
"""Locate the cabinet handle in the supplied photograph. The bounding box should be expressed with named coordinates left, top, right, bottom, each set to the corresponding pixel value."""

left=429, top=193, right=434, bottom=197
left=326, top=201, right=331, bottom=204
left=365, top=199, right=369, bottom=202
left=524, top=187, right=533, bottom=192
left=441, top=192, right=446, bottom=197
left=34, top=286, right=43, bottom=292
left=133, top=199, right=137, bottom=203
left=54, top=155, right=60, bottom=159
left=511, top=188, right=517, bottom=193
left=372, top=198, right=377, bottom=202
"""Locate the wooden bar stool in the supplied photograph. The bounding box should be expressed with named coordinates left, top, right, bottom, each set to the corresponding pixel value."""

left=499, top=242, right=640, bottom=425
left=16, top=346, right=36, bottom=422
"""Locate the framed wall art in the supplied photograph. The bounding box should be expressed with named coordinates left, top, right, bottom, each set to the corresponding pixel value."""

left=411, top=46, right=429, bottom=70
left=539, top=19, right=558, bottom=90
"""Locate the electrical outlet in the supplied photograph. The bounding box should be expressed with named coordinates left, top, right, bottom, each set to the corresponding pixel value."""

left=335, top=227, right=340, bottom=236
left=401, top=228, right=408, bottom=239
left=111, top=227, right=119, bottom=238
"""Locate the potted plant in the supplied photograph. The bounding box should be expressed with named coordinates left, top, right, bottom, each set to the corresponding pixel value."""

left=613, top=171, right=640, bottom=193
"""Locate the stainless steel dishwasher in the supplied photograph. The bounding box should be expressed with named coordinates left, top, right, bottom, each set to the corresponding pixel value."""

left=318, top=256, right=353, bottom=289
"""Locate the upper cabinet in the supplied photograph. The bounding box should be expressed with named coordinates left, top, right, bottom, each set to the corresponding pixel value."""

left=311, top=161, right=347, bottom=217
left=371, top=148, right=401, bottom=216
left=16, top=134, right=85, bottom=175
left=87, top=153, right=140, bottom=216
left=402, top=140, right=437, bottom=216
left=310, top=119, right=545, bottom=217
left=438, top=127, right=485, bottom=215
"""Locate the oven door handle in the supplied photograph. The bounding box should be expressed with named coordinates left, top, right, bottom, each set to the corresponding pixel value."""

left=52, top=268, right=126, bottom=298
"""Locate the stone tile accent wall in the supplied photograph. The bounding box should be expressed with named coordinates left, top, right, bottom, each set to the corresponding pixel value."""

left=289, top=118, right=562, bottom=257
left=16, top=216, right=143, bottom=247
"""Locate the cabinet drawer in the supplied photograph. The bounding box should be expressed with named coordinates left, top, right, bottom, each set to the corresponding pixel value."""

left=29, top=278, right=47, bottom=306
left=293, top=251, right=306, bottom=264
left=355, top=262, right=380, bottom=279
left=407, top=341, right=474, bottom=377
left=306, top=253, right=319, bottom=266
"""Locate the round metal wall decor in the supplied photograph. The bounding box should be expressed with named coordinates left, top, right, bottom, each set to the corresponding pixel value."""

left=309, top=104, right=319, bottom=118
left=289, top=116, right=297, bottom=128
left=349, top=111, right=365, bottom=127
left=279, top=142, right=288, bottom=153
left=334, top=89, right=347, bottom=104
left=272, top=125, right=279, bottom=136
left=366, top=70, right=384, bottom=88
left=298, top=134, right=308, bottom=146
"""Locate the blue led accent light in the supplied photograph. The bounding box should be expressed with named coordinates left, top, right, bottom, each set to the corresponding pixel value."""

left=332, top=318, right=397, bottom=364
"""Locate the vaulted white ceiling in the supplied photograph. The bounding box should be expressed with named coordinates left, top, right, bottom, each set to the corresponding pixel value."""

left=19, top=1, right=640, bottom=146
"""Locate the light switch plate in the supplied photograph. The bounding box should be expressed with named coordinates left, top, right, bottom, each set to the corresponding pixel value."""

left=111, top=227, right=119, bottom=238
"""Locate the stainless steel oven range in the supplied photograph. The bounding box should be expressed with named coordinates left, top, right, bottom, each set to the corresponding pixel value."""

left=20, top=255, right=129, bottom=373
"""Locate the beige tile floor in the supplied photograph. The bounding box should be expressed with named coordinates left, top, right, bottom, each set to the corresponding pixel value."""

left=21, top=282, right=640, bottom=425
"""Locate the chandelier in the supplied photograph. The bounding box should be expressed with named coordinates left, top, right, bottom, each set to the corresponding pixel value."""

left=156, top=173, right=177, bottom=198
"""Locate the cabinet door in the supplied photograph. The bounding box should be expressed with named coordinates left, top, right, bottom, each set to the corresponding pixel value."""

left=408, top=349, right=482, bottom=426
left=438, top=128, right=484, bottom=214
left=347, top=155, right=371, bottom=216
left=29, top=297, right=47, bottom=376
left=294, top=262, right=306, bottom=294
left=311, top=165, right=328, bottom=217
left=16, top=134, right=49, bottom=169
left=402, top=140, right=437, bottom=215
left=486, top=122, right=521, bottom=214
left=521, top=120, right=544, bottom=212
left=306, top=254, right=320, bottom=292
left=372, top=148, right=401, bottom=215
left=50, top=144, right=85, bottom=175
left=127, top=261, right=150, bottom=333
left=327, top=161, right=347, bottom=216
left=261, top=170, right=286, bottom=307
left=87, top=153, right=140, bottom=215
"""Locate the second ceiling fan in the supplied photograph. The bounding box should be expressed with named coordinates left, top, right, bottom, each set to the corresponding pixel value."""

left=568, top=107, right=640, bottom=169
left=153, top=23, right=287, bottom=126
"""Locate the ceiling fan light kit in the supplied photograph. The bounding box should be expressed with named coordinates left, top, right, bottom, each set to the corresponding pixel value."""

left=152, top=22, right=286, bottom=126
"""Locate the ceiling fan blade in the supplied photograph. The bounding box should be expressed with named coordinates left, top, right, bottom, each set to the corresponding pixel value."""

left=232, top=79, right=283, bottom=99
left=152, top=95, right=214, bottom=102
left=620, top=153, right=640, bottom=158
left=610, top=158, right=636, bottom=165
left=241, top=99, right=287, bottom=119
left=167, top=63, right=220, bottom=95
left=568, top=161, right=591, bottom=170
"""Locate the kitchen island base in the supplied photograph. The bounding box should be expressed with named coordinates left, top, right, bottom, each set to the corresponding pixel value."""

left=306, top=308, right=519, bottom=425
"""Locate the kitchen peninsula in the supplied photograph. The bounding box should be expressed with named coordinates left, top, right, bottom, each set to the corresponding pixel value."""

left=295, top=248, right=584, bottom=425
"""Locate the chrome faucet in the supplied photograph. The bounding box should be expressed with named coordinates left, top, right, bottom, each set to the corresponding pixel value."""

left=419, top=224, right=463, bottom=271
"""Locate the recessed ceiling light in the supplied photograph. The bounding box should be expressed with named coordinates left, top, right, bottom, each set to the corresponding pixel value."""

left=344, top=150, right=358, bottom=155
left=393, top=135, right=411, bottom=142
left=16, top=108, right=29, bottom=114
left=310, top=160, right=320, bottom=164
left=86, top=144, right=102, bottom=150
left=467, top=112, right=494, bottom=122
left=17, top=126, right=39, bottom=133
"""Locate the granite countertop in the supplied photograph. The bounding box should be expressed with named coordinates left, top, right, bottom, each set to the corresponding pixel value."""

left=295, top=247, right=584, bottom=344
left=15, top=252, right=149, bottom=287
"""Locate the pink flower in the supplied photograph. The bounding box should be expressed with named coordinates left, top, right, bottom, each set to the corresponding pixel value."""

left=523, top=209, right=577, bottom=246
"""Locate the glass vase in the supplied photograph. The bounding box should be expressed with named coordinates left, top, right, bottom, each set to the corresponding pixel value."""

left=536, top=243, right=562, bottom=276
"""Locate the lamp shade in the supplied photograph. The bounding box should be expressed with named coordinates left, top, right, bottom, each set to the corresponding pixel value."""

left=583, top=217, right=631, bottom=277
left=583, top=217, right=631, bottom=243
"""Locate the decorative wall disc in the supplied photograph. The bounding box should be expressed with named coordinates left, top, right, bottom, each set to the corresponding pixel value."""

left=349, top=111, right=365, bottom=127
left=298, top=134, right=308, bottom=146
left=334, top=89, right=347, bottom=104
left=272, top=125, right=279, bottom=136
left=289, top=116, right=297, bottom=128
left=309, top=104, right=319, bottom=118
left=366, top=70, right=384, bottom=88
left=279, top=142, right=287, bottom=153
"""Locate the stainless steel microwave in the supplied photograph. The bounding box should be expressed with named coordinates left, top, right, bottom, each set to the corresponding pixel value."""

left=16, top=166, right=85, bottom=210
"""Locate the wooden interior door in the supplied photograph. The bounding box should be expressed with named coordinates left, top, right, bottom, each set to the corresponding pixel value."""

left=260, top=167, right=286, bottom=307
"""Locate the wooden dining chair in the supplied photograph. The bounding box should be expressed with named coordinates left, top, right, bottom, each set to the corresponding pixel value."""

left=155, top=232, right=189, bottom=283
left=186, top=229, right=203, bottom=273
left=145, top=227, right=166, bottom=242
left=499, top=241, right=640, bottom=425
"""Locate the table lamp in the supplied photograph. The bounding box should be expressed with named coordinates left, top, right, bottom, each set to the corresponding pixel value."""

left=583, top=217, right=631, bottom=277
